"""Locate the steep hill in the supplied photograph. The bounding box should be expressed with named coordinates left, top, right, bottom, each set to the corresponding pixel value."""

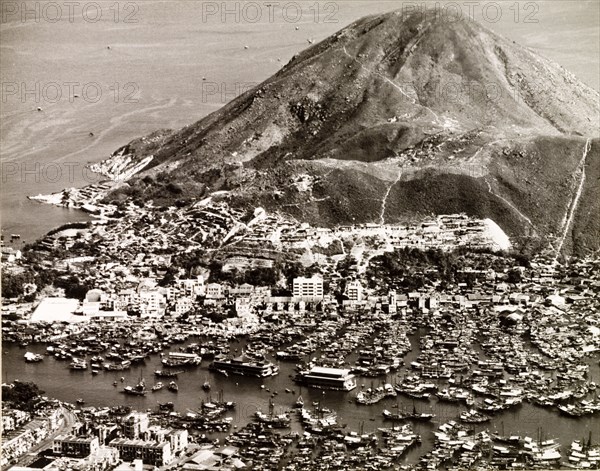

left=102, top=9, right=600, bottom=256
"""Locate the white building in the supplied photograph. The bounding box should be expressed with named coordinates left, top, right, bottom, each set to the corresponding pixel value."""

left=122, top=412, right=149, bottom=439
left=346, top=280, right=363, bottom=301
left=29, top=298, right=82, bottom=323
left=205, top=283, right=224, bottom=299
left=234, top=297, right=252, bottom=317
left=138, top=290, right=166, bottom=318
left=174, top=297, right=194, bottom=316
left=292, top=276, right=324, bottom=301
left=177, top=276, right=205, bottom=297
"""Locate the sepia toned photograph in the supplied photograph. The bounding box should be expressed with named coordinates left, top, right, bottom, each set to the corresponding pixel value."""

left=1, top=1, right=599, bottom=469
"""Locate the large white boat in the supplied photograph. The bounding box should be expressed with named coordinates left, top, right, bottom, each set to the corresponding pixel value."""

left=24, top=352, right=43, bottom=362
left=297, top=366, right=357, bottom=391
left=209, top=356, right=279, bottom=377
left=161, top=352, right=202, bottom=367
left=69, top=358, right=88, bottom=370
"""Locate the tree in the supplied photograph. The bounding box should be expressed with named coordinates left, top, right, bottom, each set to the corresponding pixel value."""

left=507, top=268, right=522, bottom=284
left=2, top=382, right=44, bottom=411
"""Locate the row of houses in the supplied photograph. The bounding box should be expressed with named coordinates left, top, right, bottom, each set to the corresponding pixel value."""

left=1, top=410, right=61, bottom=467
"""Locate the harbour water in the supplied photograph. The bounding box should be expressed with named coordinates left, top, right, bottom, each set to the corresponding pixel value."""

left=3, top=335, right=598, bottom=463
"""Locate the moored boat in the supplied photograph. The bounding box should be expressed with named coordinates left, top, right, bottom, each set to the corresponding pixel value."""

left=154, top=370, right=182, bottom=378
left=123, top=378, right=147, bottom=396
left=255, top=401, right=291, bottom=428
left=70, top=358, right=88, bottom=370
left=460, top=409, right=491, bottom=423
left=296, top=366, right=356, bottom=391
left=161, top=352, right=201, bottom=367
left=24, top=352, right=43, bottom=362
left=356, top=387, right=386, bottom=405
left=209, top=355, right=279, bottom=378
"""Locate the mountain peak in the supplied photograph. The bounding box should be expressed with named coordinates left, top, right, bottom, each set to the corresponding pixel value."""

left=103, top=9, right=599, bottom=257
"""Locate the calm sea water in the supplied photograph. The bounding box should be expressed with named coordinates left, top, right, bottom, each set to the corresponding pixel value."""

left=3, top=335, right=599, bottom=462
left=1, top=1, right=599, bottom=243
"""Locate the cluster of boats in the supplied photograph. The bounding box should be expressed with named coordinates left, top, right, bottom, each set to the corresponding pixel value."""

left=382, top=407, right=435, bottom=422
left=376, top=424, right=422, bottom=462
left=566, top=440, right=600, bottom=468
left=121, top=377, right=179, bottom=396
left=178, top=395, right=236, bottom=432
left=355, top=384, right=396, bottom=405
left=44, top=339, right=162, bottom=365
left=352, top=318, right=411, bottom=377
left=459, top=408, right=491, bottom=423
left=150, top=381, right=179, bottom=393
left=254, top=400, right=291, bottom=428
left=299, top=404, right=340, bottom=434
left=225, top=422, right=295, bottom=467
left=8, top=291, right=600, bottom=469
left=558, top=400, right=600, bottom=417
left=276, top=317, right=409, bottom=377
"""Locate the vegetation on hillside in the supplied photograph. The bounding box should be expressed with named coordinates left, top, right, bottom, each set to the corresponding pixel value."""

left=2, top=382, right=44, bottom=411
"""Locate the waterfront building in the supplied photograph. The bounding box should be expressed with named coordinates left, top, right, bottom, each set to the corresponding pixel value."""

left=108, top=438, right=172, bottom=466
left=174, top=297, right=194, bottom=316
left=1, top=428, right=35, bottom=467
left=1, top=409, right=30, bottom=432
left=138, top=290, right=166, bottom=318
left=84, top=289, right=112, bottom=309
left=44, top=446, right=119, bottom=471
left=387, top=290, right=397, bottom=313
left=167, top=430, right=188, bottom=454
left=116, top=289, right=137, bottom=311
left=122, top=413, right=149, bottom=439
left=234, top=297, right=252, bottom=316
left=29, top=298, right=81, bottom=323
left=53, top=435, right=100, bottom=458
